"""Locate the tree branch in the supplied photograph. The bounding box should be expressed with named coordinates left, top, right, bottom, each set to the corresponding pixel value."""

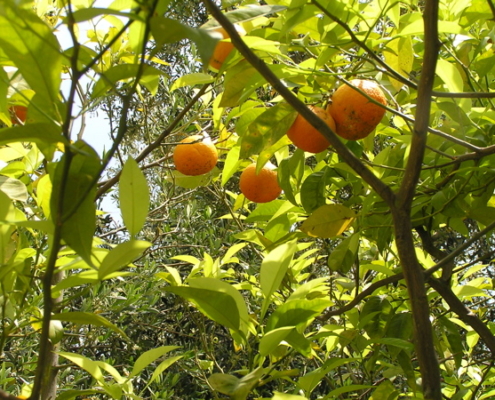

left=415, top=227, right=495, bottom=355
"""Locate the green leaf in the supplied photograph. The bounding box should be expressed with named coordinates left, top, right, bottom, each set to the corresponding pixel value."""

left=0, top=176, right=28, bottom=201
left=171, top=73, right=214, bottom=91
left=0, top=3, right=62, bottom=105
left=164, top=285, right=241, bottom=333
left=384, top=36, right=414, bottom=91
left=55, top=390, right=103, bottom=400
left=0, top=123, right=66, bottom=159
left=397, top=350, right=418, bottom=393
left=260, top=239, right=298, bottom=318
left=129, top=346, right=181, bottom=378
left=201, top=5, right=287, bottom=29
left=53, top=311, right=130, bottom=341
left=68, top=7, right=143, bottom=23
left=323, top=385, right=373, bottom=399
left=298, top=358, right=356, bottom=395
left=272, top=392, right=308, bottom=400
left=436, top=58, right=463, bottom=94
left=384, top=312, right=414, bottom=357
left=259, top=326, right=295, bottom=357
left=359, top=296, right=392, bottom=339
left=221, top=144, right=241, bottom=186
left=50, top=141, right=101, bottom=266
left=92, top=64, right=165, bottom=98
left=300, top=170, right=328, bottom=213
left=147, top=355, right=183, bottom=387
left=150, top=17, right=218, bottom=66
left=221, top=61, right=259, bottom=108
left=240, top=103, right=296, bottom=159
left=300, top=204, right=355, bottom=238
left=58, top=352, right=104, bottom=383
left=208, top=373, right=240, bottom=396
left=266, top=298, right=332, bottom=332
left=119, top=157, right=150, bottom=236
left=98, top=240, right=151, bottom=280
left=209, top=367, right=263, bottom=400
left=167, top=169, right=215, bottom=189
left=328, top=233, right=359, bottom=274
left=370, top=379, right=398, bottom=400
left=189, top=277, right=250, bottom=335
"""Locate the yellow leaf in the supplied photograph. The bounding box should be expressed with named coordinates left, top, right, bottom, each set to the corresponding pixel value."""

left=384, top=36, right=414, bottom=91
left=300, top=204, right=355, bottom=238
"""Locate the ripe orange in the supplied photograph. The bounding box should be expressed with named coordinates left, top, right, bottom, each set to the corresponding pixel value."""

left=327, top=79, right=387, bottom=140
left=239, top=162, right=282, bottom=203
left=173, top=135, right=218, bottom=176
left=9, top=105, right=27, bottom=125
left=286, top=106, right=336, bottom=153
left=208, top=25, right=246, bottom=71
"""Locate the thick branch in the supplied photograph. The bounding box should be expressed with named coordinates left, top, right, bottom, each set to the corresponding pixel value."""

left=415, top=227, right=495, bottom=355
left=201, top=0, right=395, bottom=206
left=397, top=2, right=440, bottom=209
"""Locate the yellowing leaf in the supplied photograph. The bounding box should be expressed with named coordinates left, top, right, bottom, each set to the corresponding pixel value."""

left=384, top=36, right=414, bottom=91
left=300, top=205, right=355, bottom=238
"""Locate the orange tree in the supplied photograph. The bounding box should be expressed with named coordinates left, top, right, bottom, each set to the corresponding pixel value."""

left=1, top=0, right=495, bottom=399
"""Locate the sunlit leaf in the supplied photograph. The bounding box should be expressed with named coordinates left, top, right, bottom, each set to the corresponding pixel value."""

left=129, top=346, right=181, bottom=378
left=98, top=240, right=151, bottom=279
left=260, top=239, right=298, bottom=318
left=171, top=73, right=214, bottom=91
left=53, top=311, right=130, bottom=341
left=119, top=157, right=150, bottom=236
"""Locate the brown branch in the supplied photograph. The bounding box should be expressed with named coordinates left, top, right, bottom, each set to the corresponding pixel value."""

left=201, top=0, right=395, bottom=207
left=318, top=273, right=404, bottom=320
left=391, top=0, right=442, bottom=398
left=0, top=390, right=22, bottom=400
left=415, top=227, right=495, bottom=355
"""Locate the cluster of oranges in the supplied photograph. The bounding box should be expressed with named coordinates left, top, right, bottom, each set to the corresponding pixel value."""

left=287, top=79, right=387, bottom=152
left=173, top=25, right=387, bottom=204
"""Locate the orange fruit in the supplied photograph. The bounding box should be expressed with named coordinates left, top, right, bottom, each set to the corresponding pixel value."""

left=239, top=162, right=282, bottom=203
left=327, top=79, right=387, bottom=140
left=286, top=106, right=336, bottom=153
left=173, top=135, right=218, bottom=176
left=208, top=25, right=246, bottom=71
left=9, top=105, right=27, bottom=125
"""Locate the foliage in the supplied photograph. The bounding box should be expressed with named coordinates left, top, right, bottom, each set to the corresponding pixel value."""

left=1, top=0, right=495, bottom=400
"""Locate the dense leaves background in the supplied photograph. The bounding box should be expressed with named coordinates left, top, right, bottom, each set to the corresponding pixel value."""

left=0, top=0, right=495, bottom=399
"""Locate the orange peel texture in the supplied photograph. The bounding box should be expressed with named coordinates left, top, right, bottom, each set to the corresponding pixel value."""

left=286, top=105, right=336, bottom=153
left=327, top=79, right=387, bottom=140
left=173, top=135, right=218, bottom=176
left=239, top=163, right=282, bottom=203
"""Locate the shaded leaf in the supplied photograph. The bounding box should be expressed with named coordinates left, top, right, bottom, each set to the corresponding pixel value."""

left=50, top=141, right=101, bottom=266
left=300, top=204, right=355, bottom=238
